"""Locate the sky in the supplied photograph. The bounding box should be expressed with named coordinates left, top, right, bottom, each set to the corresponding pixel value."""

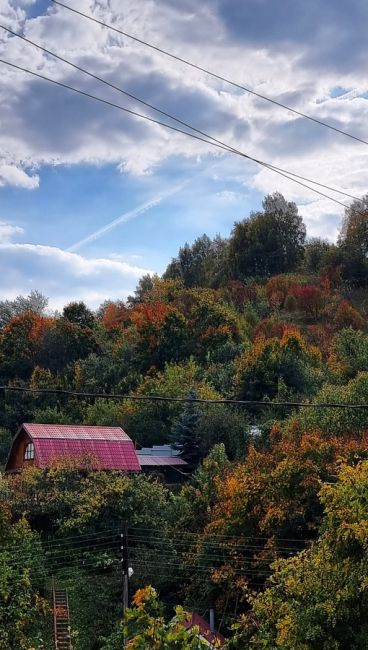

left=0, top=0, right=367, bottom=310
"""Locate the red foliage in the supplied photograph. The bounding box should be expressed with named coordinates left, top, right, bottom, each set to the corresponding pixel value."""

left=291, top=285, right=326, bottom=319
left=307, top=324, right=334, bottom=358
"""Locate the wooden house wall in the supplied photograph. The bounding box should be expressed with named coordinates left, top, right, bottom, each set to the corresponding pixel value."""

left=6, top=429, right=35, bottom=472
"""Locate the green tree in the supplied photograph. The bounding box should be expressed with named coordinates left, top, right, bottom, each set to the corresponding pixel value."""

left=228, top=192, right=306, bottom=279
left=172, top=390, right=203, bottom=465
left=197, top=405, right=249, bottom=460
left=245, top=462, right=368, bottom=648
left=63, top=301, right=95, bottom=328
left=0, top=497, right=50, bottom=649
left=102, top=587, right=208, bottom=649
left=338, top=195, right=368, bottom=286
left=165, top=234, right=228, bottom=288
left=302, top=238, right=336, bottom=275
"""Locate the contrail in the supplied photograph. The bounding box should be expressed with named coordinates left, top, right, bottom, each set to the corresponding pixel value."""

left=67, top=182, right=187, bottom=253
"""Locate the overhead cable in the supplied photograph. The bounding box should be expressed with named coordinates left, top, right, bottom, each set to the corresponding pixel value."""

left=50, top=0, right=368, bottom=147
left=0, top=57, right=358, bottom=209
left=0, top=24, right=360, bottom=203
left=1, top=383, right=368, bottom=409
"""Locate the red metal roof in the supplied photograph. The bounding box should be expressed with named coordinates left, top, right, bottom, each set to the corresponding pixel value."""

left=22, top=424, right=141, bottom=472
left=182, top=613, right=225, bottom=647
left=23, top=423, right=131, bottom=441
left=138, top=455, right=188, bottom=467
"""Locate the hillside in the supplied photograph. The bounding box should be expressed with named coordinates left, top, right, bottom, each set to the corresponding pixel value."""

left=1, top=192, right=368, bottom=648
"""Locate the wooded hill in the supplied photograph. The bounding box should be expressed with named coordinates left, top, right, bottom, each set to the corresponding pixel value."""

left=1, top=191, right=368, bottom=648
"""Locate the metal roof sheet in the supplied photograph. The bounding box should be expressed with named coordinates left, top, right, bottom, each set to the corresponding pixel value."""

left=23, top=423, right=131, bottom=441
left=33, top=438, right=141, bottom=471
left=182, top=613, right=225, bottom=646
left=138, top=455, right=187, bottom=467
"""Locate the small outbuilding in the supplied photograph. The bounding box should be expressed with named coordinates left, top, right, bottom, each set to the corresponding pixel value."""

left=5, top=423, right=141, bottom=473
left=137, top=444, right=189, bottom=484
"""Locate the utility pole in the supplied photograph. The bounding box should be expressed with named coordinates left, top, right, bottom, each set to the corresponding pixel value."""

left=121, top=522, right=129, bottom=616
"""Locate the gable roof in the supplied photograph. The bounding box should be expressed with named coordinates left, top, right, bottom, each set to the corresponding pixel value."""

left=16, top=423, right=141, bottom=472
left=23, top=423, right=131, bottom=441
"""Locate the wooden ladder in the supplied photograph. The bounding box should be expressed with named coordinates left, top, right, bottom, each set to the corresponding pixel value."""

left=52, top=577, right=72, bottom=650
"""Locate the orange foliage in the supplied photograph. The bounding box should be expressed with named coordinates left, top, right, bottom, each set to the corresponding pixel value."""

left=102, top=302, right=130, bottom=330
left=334, top=300, right=364, bottom=330
left=207, top=428, right=368, bottom=545
left=265, top=275, right=293, bottom=308
left=130, top=302, right=170, bottom=332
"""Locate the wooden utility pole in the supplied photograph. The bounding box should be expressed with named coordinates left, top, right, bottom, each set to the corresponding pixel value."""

left=121, top=522, right=129, bottom=615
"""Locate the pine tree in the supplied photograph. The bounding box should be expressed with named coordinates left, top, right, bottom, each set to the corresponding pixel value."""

left=172, top=389, right=202, bottom=465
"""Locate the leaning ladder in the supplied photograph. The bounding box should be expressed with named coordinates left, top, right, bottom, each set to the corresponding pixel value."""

left=52, top=577, right=72, bottom=650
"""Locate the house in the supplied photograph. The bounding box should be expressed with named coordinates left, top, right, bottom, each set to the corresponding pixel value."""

left=5, top=424, right=187, bottom=479
left=182, top=612, right=226, bottom=647
left=5, top=423, right=141, bottom=473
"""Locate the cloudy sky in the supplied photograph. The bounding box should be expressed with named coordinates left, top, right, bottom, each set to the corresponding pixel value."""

left=0, top=0, right=367, bottom=309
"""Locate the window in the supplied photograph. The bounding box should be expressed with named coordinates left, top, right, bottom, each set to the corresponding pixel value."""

left=24, top=442, right=35, bottom=461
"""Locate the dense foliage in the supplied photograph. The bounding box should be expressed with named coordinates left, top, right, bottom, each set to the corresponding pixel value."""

left=1, top=192, right=368, bottom=648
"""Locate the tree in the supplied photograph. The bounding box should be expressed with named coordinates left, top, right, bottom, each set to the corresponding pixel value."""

left=235, top=328, right=322, bottom=401
left=245, top=462, right=368, bottom=648
left=196, top=405, right=249, bottom=460
left=330, top=328, right=368, bottom=380
left=102, top=587, right=208, bottom=649
left=172, top=390, right=202, bottom=465
left=0, top=290, right=48, bottom=329
left=63, top=301, right=95, bottom=328
left=228, top=193, right=306, bottom=279
left=338, top=195, right=368, bottom=285
left=302, top=238, right=336, bottom=274
left=127, top=274, right=158, bottom=305
left=291, top=285, right=326, bottom=320
left=0, top=498, right=50, bottom=649
left=165, top=234, right=228, bottom=288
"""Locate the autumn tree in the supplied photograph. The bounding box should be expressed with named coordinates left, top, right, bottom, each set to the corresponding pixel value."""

left=338, top=195, right=368, bottom=285
left=235, top=328, right=322, bottom=401
left=102, top=587, right=208, bottom=649
left=245, top=462, right=368, bottom=648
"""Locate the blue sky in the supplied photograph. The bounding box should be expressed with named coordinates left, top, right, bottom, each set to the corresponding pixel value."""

left=0, top=0, right=367, bottom=309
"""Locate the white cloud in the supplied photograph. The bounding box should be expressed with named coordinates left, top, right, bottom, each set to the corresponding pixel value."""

left=0, top=0, right=367, bottom=238
left=0, top=220, right=24, bottom=242
left=0, top=163, right=39, bottom=188
left=0, top=242, right=152, bottom=309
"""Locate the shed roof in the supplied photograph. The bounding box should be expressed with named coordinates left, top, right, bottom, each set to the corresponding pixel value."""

left=137, top=454, right=187, bottom=467
left=19, top=423, right=141, bottom=472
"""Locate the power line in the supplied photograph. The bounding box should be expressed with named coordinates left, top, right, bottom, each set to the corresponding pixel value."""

left=0, top=24, right=360, bottom=203
left=50, top=0, right=368, bottom=148
left=0, top=57, right=358, bottom=210
left=1, top=383, right=368, bottom=409
left=128, top=527, right=308, bottom=544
